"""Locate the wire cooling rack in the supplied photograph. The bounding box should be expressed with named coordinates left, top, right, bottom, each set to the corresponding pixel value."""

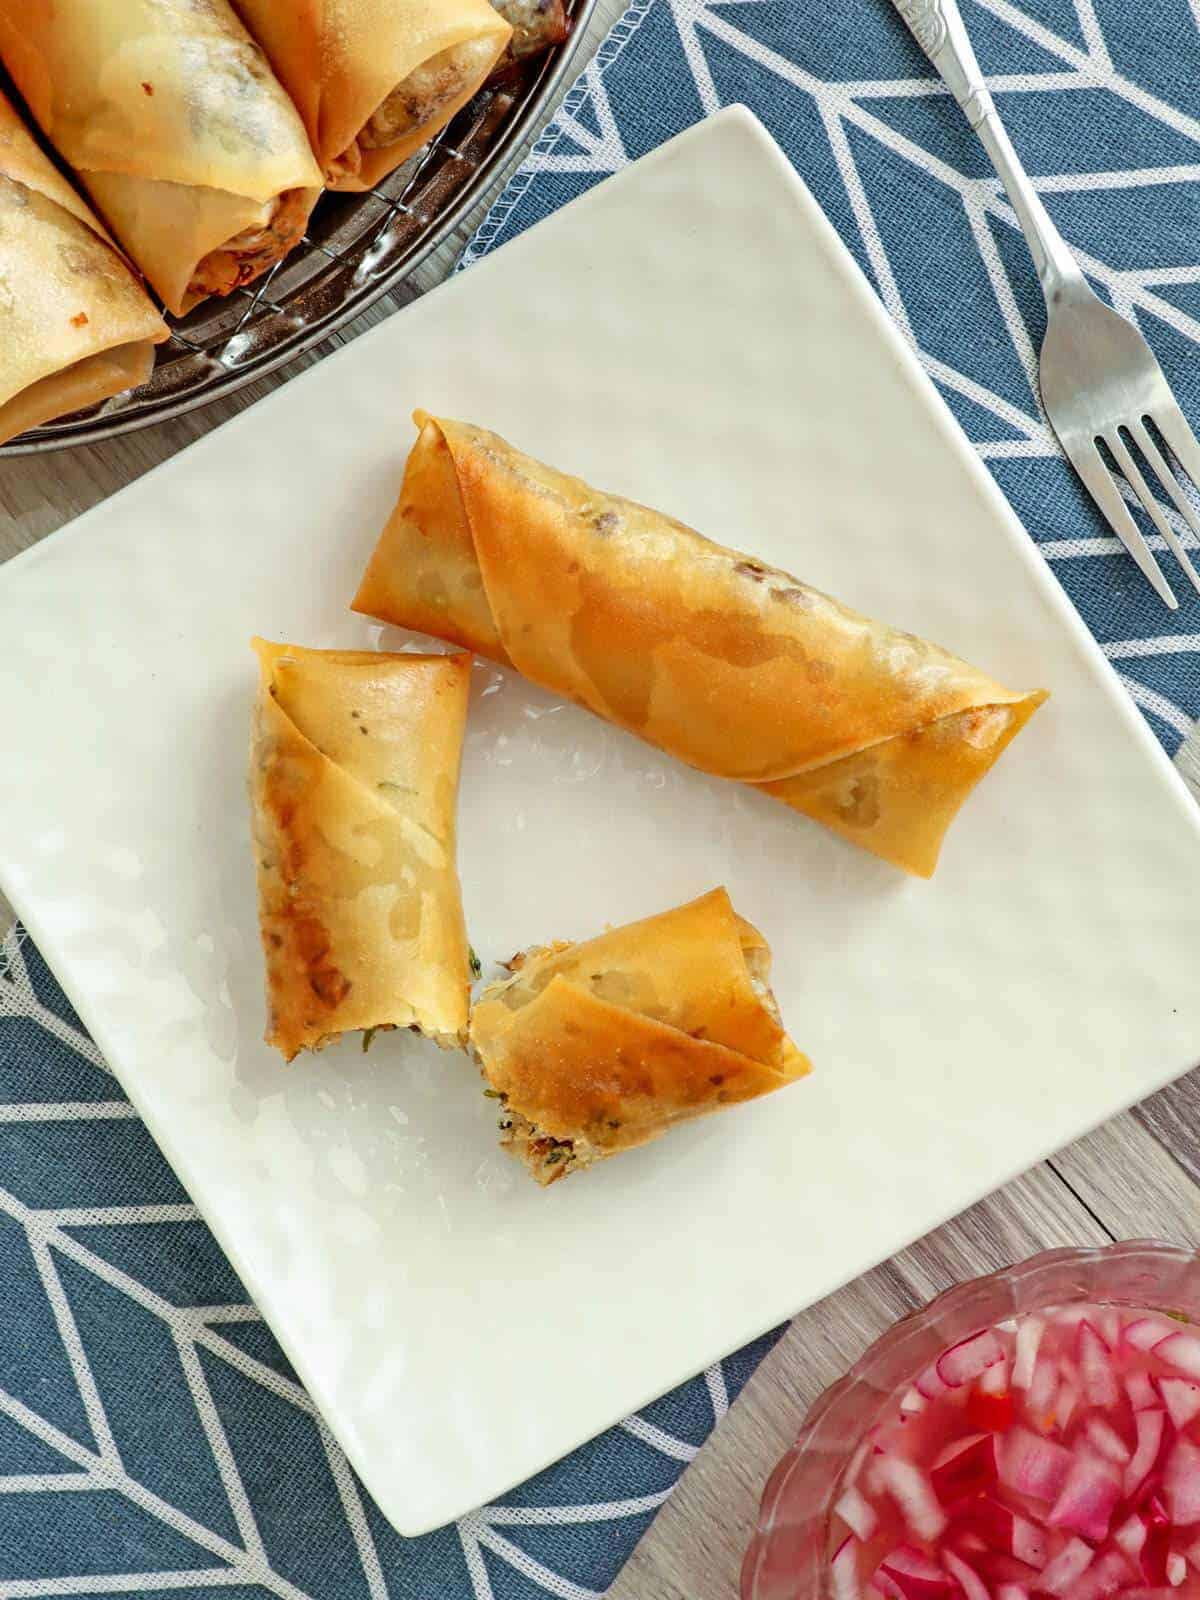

left=2, top=8, right=595, bottom=456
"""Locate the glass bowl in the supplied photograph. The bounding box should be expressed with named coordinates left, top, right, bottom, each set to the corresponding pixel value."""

left=741, top=1239, right=1200, bottom=1600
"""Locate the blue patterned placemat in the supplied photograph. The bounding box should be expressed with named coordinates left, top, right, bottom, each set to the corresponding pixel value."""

left=0, top=927, right=781, bottom=1596
left=4, top=0, right=1200, bottom=1593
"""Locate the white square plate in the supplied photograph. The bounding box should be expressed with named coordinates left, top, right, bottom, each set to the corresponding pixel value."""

left=3, top=108, right=1200, bottom=1536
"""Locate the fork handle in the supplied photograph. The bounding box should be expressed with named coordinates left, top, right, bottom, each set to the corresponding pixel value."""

left=890, top=0, right=1084, bottom=302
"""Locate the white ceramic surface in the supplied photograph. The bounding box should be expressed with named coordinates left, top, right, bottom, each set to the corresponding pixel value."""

left=3, top=108, right=1200, bottom=1536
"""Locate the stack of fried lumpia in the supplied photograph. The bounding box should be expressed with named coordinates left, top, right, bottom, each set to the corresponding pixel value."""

left=0, top=0, right=324, bottom=315
left=0, top=0, right=577, bottom=444
left=0, top=91, right=167, bottom=446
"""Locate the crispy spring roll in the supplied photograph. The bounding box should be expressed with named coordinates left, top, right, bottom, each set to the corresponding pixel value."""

left=0, top=93, right=167, bottom=446
left=0, top=0, right=324, bottom=315
left=251, top=640, right=473, bottom=1061
left=353, top=414, right=1049, bottom=877
left=470, top=889, right=809, bottom=1185
left=231, top=0, right=512, bottom=192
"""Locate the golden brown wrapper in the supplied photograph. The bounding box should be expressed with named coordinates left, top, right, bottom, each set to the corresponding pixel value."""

left=0, top=92, right=166, bottom=447
left=0, top=0, right=323, bottom=314
left=470, top=889, right=810, bottom=1185
left=231, top=0, right=511, bottom=191
left=251, top=639, right=473, bottom=1061
left=353, top=414, right=1048, bottom=876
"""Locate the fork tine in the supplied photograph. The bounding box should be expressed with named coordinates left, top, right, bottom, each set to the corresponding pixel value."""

left=1067, top=438, right=1178, bottom=608
left=1148, top=400, right=1200, bottom=489
left=1126, top=419, right=1200, bottom=596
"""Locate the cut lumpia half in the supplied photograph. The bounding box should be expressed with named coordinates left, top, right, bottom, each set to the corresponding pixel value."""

left=251, top=639, right=473, bottom=1061
left=470, top=889, right=809, bottom=1184
left=353, top=413, right=1048, bottom=876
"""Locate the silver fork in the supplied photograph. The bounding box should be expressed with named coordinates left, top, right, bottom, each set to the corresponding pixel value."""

left=891, top=0, right=1200, bottom=609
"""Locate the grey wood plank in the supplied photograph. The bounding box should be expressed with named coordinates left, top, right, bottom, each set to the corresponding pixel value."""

left=1132, top=1069, right=1200, bottom=1190
left=1050, top=1106, right=1200, bottom=1240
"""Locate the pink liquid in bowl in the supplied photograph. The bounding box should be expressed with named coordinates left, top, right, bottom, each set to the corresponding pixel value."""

left=828, top=1304, right=1200, bottom=1600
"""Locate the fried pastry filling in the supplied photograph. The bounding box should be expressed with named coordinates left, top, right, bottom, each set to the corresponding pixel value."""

left=359, top=37, right=498, bottom=150
left=187, top=186, right=312, bottom=300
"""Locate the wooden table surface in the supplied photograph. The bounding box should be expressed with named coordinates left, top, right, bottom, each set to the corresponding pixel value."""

left=5, top=24, right=1200, bottom=1595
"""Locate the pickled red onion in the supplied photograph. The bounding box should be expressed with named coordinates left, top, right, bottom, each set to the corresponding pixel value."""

left=1161, top=1380, right=1200, bottom=1431
left=830, top=1305, right=1200, bottom=1600
left=1156, top=1335, right=1200, bottom=1382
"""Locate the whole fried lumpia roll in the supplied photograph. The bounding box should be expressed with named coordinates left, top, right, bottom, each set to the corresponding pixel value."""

left=470, top=889, right=809, bottom=1185
left=251, top=640, right=473, bottom=1061
left=231, top=0, right=511, bottom=191
left=353, top=414, right=1048, bottom=877
left=0, top=92, right=167, bottom=447
left=0, top=0, right=324, bottom=315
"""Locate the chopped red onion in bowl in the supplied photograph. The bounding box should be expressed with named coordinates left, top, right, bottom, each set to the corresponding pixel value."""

left=742, top=1243, right=1200, bottom=1600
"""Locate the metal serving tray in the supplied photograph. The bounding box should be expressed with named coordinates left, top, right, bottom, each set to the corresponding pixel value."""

left=1, top=6, right=594, bottom=455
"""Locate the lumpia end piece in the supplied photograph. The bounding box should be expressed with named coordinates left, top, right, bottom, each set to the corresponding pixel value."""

left=489, top=0, right=569, bottom=71
left=251, top=640, right=474, bottom=1062
left=229, top=0, right=512, bottom=192
left=352, top=414, right=1048, bottom=877
left=470, top=889, right=810, bottom=1185
left=0, top=341, right=155, bottom=448
left=183, top=185, right=316, bottom=302
left=357, top=37, right=503, bottom=153
left=81, top=169, right=321, bottom=316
